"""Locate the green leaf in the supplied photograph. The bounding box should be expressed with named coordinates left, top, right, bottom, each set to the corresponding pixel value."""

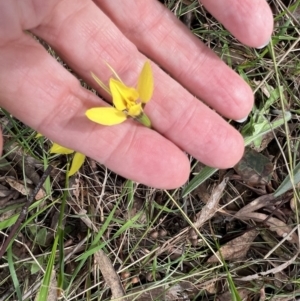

left=234, top=148, right=273, bottom=185
left=242, top=86, right=283, bottom=147
left=262, top=85, right=283, bottom=112
left=36, top=228, right=47, bottom=246
left=30, top=257, right=44, bottom=275
left=274, top=161, right=300, bottom=197
left=30, top=262, right=41, bottom=275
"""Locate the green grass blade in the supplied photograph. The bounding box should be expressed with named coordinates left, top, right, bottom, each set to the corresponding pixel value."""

left=57, top=178, right=68, bottom=294
left=182, top=166, right=218, bottom=198
left=36, top=235, right=58, bottom=301
left=112, top=210, right=143, bottom=238
left=227, top=273, right=242, bottom=301
left=0, top=213, right=19, bottom=230
left=77, top=211, right=143, bottom=261
left=7, top=246, right=22, bottom=301
left=274, top=160, right=300, bottom=197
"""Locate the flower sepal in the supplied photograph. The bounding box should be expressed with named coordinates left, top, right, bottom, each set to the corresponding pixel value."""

left=134, top=112, right=151, bottom=128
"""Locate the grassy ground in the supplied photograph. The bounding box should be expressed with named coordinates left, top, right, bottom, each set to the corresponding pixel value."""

left=1, top=0, right=300, bottom=300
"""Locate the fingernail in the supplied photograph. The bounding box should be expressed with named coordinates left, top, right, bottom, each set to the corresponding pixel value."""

left=235, top=116, right=248, bottom=123
left=256, top=38, right=271, bottom=49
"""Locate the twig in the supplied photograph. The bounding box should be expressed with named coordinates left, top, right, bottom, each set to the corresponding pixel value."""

left=0, top=165, right=53, bottom=260
left=0, top=190, right=20, bottom=207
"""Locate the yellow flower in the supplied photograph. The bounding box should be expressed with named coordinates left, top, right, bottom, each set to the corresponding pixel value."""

left=86, top=61, right=154, bottom=128
left=50, top=143, right=85, bottom=177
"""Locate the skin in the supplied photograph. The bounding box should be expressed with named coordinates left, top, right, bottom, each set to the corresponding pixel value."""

left=0, top=0, right=273, bottom=189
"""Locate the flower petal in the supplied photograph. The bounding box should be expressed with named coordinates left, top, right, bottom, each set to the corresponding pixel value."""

left=137, top=61, right=154, bottom=103
left=128, top=103, right=142, bottom=117
left=86, top=107, right=127, bottom=125
left=68, top=152, right=85, bottom=177
left=50, top=143, right=75, bottom=155
left=110, top=79, right=139, bottom=110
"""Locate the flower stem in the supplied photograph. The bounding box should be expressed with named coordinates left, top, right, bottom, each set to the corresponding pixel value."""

left=136, top=112, right=151, bottom=128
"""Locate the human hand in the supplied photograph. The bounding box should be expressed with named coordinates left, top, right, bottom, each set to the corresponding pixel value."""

left=0, top=0, right=273, bottom=188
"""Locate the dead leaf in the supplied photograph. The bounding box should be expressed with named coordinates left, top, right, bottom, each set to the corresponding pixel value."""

left=201, top=279, right=217, bottom=294
left=0, top=190, right=20, bottom=207
left=94, top=250, right=125, bottom=300
left=234, top=212, right=298, bottom=244
left=252, top=131, right=275, bottom=152
left=193, top=177, right=228, bottom=229
left=233, top=194, right=277, bottom=219
left=0, top=183, right=12, bottom=197
left=271, top=261, right=293, bottom=290
left=75, top=208, right=98, bottom=232
left=5, top=177, right=30, bottom=195
left=207, top=230, right=258, bottom=263
left=189, top=178, right=228, bottom=246
left=5, top=143, right=43, bottom=185
left=217, top=288, right=251, bottom=301
left=5, top=177, right=46, bottom=200
left=48, top=270, right=58, bottom=301
left=238, top=252, right=299, bottom=281
left=126, top=283, right=193, bottom=301
left=234, top=148, right=273, bottom=185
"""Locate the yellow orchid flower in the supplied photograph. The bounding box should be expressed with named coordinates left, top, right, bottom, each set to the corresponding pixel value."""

left=50, top=143, right=85, bottom=177
left=86, top=61, right=154, bottom=128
